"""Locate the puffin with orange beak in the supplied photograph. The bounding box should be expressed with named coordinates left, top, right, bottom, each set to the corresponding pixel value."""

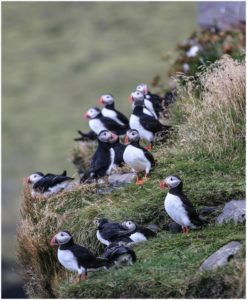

left=98, top=94, right=129, bottom=127
left=50, top=231, right=109, bottom=282
left=80, top=130, right=121, bottom=182
left=84, top=107, right=129, bottom=137
left=123, top=129, right=155, bottom=185
left=160, top=175, right=207, bottom=234
left=26, top=171, right=74, bottom=197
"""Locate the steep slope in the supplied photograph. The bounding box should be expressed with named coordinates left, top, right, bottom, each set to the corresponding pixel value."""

left=17, top=56, right=245, bottom=298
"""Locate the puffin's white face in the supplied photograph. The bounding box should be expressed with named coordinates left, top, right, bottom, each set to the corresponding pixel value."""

left=100, top=94, right=114, bottom=105
left=50, top=231, right=72, bottom=246
left=28, top=173, right=44, bottom=184
left=85, top=108, right=100, bottom=119
left=98, top=130, right=118, bottom=143
left=130, top=91, right=144, bottom=102
left=122, top=220, right=136, bottom=231
left=136, top=84, right=148, bottom=95
left=160, top=175, right=182, bottom=189
left=125, top=129, right=140, bottom=144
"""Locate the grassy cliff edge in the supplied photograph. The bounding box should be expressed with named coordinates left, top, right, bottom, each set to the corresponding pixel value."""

left=17, top=56, right=245, bottom=298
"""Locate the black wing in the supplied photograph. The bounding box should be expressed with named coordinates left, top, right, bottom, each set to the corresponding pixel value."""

left=74, top=130, right=97, bottom=141
left=100, top=116, right=129, bottom=134
left=179, top=193, right=206, bottom=226
left=142, top=149, right=155, bottom=168
left=139, top=115, right=164, bottom=133
left=69, top=244, right=107, bottom=269
left=103, top=244, right=136, bottom=262
left=33, top=174, right=73, bottom=192
left=112, top=142, right=126, bottom=165
left=137, top=226, right=157, bottom=237
left=115, top=110, right=129, bottom=126
left=100, top=223, right=135, bottom=241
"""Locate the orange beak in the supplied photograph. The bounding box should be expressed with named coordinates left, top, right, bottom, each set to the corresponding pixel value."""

left=160, top=180, right=168, bottom=189
left=50, top=235, right=58, bottom=246
left=124, top=135, right=129, bottom=144
left=83, top=112, right=89, bottom=120
left=97, top=97, right=104, bottom=105
left=128, top=95, right=133, bottom=103
left=111, top=132, right=118, bottom=141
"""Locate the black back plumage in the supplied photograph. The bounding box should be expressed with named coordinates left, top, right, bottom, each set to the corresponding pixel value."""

left=102, top=243, right=137, bottom=263
left=81, top=138, right=113, bottom=182
left=169, top=181, right=207, bottom=226
left=59, top=238, right=108, bottom=269
left=104, top=103, right=129, bottom=126
left=33, top=171, right=73, bottom=193
left=98, top=220, right=135, bottom=243
left=133, top=105, right=171, bottom=134
left=112, top=137, right=126, bottom=166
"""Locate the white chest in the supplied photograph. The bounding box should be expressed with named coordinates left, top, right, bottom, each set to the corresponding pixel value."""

left=89, top=119, right=107, bottom=134
left=123, top=145, right=150, bottom=172
left=130, top=232, right=147, bottom=243
left=129, top=115, right=153, bottom=142
left=144, top=99, right=158, bottom=119
left=57, top=249, right=85, bottom=274
left=102, top=108, right=125, bottom=126
left=106, top=148, right=115, bottom=175
left=164, top=193, right=191, bottom=227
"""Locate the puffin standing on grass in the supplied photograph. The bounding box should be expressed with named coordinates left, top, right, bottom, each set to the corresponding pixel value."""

left=123, top=129, right=155, bottom=185
left=84, top=107, right=128, bottom=136
left=160, top=175, right=207, bottom=234
left=96, top=218, right=135, bottom=246
left=26, top=171, right=74, bottom=197
left=136, top=83, right=163, bottom=119
left=98, top=94, right=129, bottom=127
left=80, top=130, right=118, bottom=182
left=129, top=91, right=155, bottom=118
left=129, top=99, right=171, bottom=150
left=50, top=231, right=109, bottom=281
left=122, top=220, right=157, bottom=243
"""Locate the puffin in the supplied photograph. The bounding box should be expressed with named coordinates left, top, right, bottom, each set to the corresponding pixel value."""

left=123, top=129, right=155, bottom=185
left=96, top=218, right=135, bottom=246
left=84, top=107, right=128, bottom=136
left=80, top=130, right=118, bottom=182
left=135, top=83, right=163, bottom=119
left=160, top=175, right=207, bottom=234
left=129, top=100, right=171, bottom=150
left=102, top=242, right=137, bottom=267
left=50, top=231, right=109, bottom=281
left=129, top=91, right=156, bottom=118
left=122, top=220, right=157, bottom=244
left=26, top=170, right=74, bottom=197
left=98, top=94, right=129, bottom=126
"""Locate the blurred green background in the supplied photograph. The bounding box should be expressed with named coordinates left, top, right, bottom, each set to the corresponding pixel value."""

left=2, top=2, right=197, bottom=296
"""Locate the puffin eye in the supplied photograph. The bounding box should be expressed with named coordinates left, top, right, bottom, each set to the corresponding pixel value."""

left=170, top=178, right=173, bottom=181
left=61, top=233, right=64, bottom=236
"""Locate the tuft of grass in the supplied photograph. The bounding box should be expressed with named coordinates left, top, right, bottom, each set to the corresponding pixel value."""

left=171, top=55, right=245, bottom=159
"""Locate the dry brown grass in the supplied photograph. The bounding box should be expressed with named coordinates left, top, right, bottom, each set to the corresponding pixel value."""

left=172, top=55, right=245, bottom=158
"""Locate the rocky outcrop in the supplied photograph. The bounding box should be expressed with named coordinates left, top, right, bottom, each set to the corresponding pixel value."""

left=199, top=241, right=242, bottom=271
left=216, top=200, right=245, bottom=224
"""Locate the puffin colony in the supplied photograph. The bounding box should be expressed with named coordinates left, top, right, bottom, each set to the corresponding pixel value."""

left=24, top=83, right=207, bottom=281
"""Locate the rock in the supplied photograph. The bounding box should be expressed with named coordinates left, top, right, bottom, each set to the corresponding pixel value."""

left=216, top=200, right=245, bottom=224
left=199, top=241, right=242, bottom=271
left=108, top=173, right=135, bottom=187
left=97, top=187, right=114, bottom=195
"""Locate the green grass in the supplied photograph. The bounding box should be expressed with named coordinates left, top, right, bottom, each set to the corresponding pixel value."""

left=58, top=224, right=245, bottom=298
left=2, top=2, right=197, bottom=262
